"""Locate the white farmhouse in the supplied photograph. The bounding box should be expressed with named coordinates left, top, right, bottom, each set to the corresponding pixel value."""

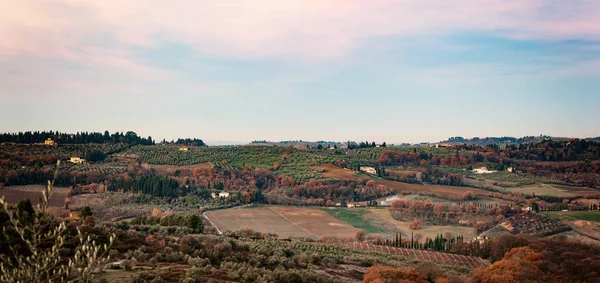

left=360, top=166, right=377, bottom=175
left=69, top=157, right=85, bottom=164
left=473, top=167, right=497, bottom=174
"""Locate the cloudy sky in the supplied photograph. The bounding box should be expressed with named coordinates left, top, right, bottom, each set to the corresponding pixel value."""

left=2, top=0, right=600, bottom=144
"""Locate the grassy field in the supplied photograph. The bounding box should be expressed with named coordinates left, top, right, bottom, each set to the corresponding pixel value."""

left=321, top=208, right=391, bottom=234
left=546, top=211, right=600, bottom=222
left=370, top=208, right=476, bottom=239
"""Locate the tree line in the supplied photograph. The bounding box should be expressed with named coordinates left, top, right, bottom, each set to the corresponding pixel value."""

left=0, top=131, right=154, bottom=145
left=107, top=176, right=183, bottom=198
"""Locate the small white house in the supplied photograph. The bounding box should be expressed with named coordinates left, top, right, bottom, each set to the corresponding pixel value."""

left=219, top=192, right=230, bottom=198
left=473, top=167, right=497, bottom=174
left=360, top=167, right=377, bottom=175
left=44, top=138, right=56, bottom=146
left=68, top=157, right=85, bottom=164
left=346, top=203, right=355, bottom=208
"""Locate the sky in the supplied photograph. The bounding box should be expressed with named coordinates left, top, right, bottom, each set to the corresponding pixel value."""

left=1, top=1, right=600, bottom=145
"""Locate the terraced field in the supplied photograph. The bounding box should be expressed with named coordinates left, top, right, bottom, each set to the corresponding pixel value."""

left=315, top=241, right=489, bottom=269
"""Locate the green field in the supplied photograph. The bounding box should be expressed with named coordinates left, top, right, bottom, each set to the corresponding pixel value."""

left=546, top=211, right=600, bottom=222
left=321, top=208, right=390, bottom=234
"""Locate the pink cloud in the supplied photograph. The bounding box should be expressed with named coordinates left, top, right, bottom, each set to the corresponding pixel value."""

left=1, top=0, right=599, bottom=67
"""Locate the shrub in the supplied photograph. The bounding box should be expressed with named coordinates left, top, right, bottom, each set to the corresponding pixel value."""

left=409, top=220, right=422, bottom=230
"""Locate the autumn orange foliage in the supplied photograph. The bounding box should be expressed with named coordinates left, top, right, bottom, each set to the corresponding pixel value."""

left=363, top=266, right=428, bottom=283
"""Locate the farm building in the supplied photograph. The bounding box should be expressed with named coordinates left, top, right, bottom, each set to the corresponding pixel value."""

left=69, top=212, right=82, bottom=221
left=68, top=157, right=85, bottom=164
left=179, top=147, right=189, bottom=152
left=360, top=167, right=376, bottom=175
left=44, top=138, right=56, bottom=146
left=346, top=202, right=368, bottom=208
left=212, top=192, right=230, bottom=198
left=473, top=167, right=497, bottom=174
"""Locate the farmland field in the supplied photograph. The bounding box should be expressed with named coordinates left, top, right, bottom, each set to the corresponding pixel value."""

left=205, top=207, right=311, bottom=239
left=321, top=208, right=398, bottom=236
left=268, top=206, right=360, bottom=239
left=375, top=179, right=492, bottom=200
left=143, top=162, right=214, bottom=175
left=506, top=184, right=576, bottom=197
left=0, top=185, right=67, bottom=207
left=386, top=168, right=422, bottom=181
left=378, top=194, right=511, bottom=207
left=310, top=164, right=364, bottom=181
left=313, top=164, right=494, bottom=200
left=370, top=208, right=476, bottom=239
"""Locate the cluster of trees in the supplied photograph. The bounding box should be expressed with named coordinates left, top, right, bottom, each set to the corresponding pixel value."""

left=0, top=131, right=154, bottom=145
left=375, top=232, right=490, bottom=256
left=172, top=138, right=206, bottom=147
left=470, top=235, right=600, bottom=282
left=85, top=150, right=106, bottom=162
left=390, top=198, right=500, bottom=225
left=108, top=176, right=183, bottom=198
left=367, top=234, right=600, bottom=282
left=346, top=140, right=386, bottom=149
left=129, top=214, right=203, bottom=233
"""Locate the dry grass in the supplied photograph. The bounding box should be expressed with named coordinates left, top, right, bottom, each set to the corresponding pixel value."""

left=506, top=184, right=576, bottom=197
left=268, top=206, right=360, bottom=240
left=310, top=164, right=364, bottom=181
left=370, top=209, right=476, bottom=239
left=205, top=207, right=311, bottom=239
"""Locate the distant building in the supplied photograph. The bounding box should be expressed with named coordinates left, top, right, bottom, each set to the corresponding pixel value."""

left=219, top=192, right=230, bottom=198
left=44, top=138, right=56, bottom=146
left=347, top=202, right=367, bottom=208
left=294, top=145, right=309, bottom=150
left=507, top=167, right=514, bottom=173
left=179, top=147, right=189, bottom=152
left=473, top=167, right=497, bottom=174
left=360, top=167, right=377, bottom=175
left=69, top=212, right=82, bottom=221
left=69, top=157, right=85, bottom=164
